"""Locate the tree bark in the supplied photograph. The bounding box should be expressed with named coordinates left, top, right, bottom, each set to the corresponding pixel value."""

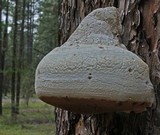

left=27, top=0, right=34, bottom=65
left=56, top=0, right=160, bottom=135
left=0, top=0, right=9, bottom=115
left=16, top=0, right=26, bottom=114
left=0, top=0, right=3, bottom=115
left=11, top=0, right=19, bottom=117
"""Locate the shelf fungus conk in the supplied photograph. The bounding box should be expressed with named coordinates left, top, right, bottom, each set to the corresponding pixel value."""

left=35, top=7, right=155, bottom=114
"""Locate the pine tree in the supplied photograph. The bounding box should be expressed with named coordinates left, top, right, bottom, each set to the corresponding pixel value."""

left=11, top=0, right=19, bottom=117
left=0, top=0, right=3, bottom=116
left=55, top=0, right=160, bottom=134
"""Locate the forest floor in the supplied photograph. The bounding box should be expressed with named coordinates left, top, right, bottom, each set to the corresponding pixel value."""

left=0, top=98, right=55, bottom=135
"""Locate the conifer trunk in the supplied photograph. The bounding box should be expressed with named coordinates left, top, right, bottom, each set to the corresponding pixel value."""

left=0, top=0, right=3, bottom=115
left=16, top=0, right=26, bottom=114
left=0, top=0, right=9, bottom=115
left=56, top=0, right=160, bottom=134
left=11, top=0, right=19, bottom=117
left=27, top=0, right=34, bottom=65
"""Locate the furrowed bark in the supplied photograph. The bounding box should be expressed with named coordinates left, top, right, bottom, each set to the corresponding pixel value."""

left=56, top=0, right=160, bottom=134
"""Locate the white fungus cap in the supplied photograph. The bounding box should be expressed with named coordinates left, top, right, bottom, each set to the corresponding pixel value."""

left=35, top=7, right=155, bottom=114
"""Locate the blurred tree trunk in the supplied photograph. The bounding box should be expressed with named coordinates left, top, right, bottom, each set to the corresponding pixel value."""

left=56, top=0, right=160, bottom=135
left=25, top=0, right=34, bottom=106
left=27, top=0, right=31, bottom=64
left=11, top=0, right=19, bottom=117
left=16, top=0, right=26, bottom=114
left=3, top=0, right=9, bottom=98
left=0, top=0, right=3, bottom=115
left=0, top=0, right=9, bottom=115
left=27, top=0, right=34, bottom=65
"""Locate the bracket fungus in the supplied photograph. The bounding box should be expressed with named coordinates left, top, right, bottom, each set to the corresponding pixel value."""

left=35, top=7, right=155, bottom=114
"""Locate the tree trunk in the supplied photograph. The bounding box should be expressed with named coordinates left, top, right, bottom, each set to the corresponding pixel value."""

left=55, top=0, right=160, bottom=135
left=27, top=0, right=34, bottom=65
left=0, top=0, right=3, bottom=115
left=0, top=0, right=9, bottom=115
left=11, top=0, right=19, bottom=117
left=16, top=0, right=26, bottom=114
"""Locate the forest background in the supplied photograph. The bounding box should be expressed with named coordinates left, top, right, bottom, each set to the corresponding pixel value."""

left=0, top=0, right=58, bottom=134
